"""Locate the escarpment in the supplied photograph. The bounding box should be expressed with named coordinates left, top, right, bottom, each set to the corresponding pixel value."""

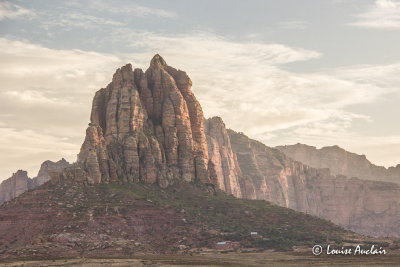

left=227, top=130, right=400, bottom=237
left=276, top=143, right=400, bottom=184
left=77, top=55, right=212, bottom=186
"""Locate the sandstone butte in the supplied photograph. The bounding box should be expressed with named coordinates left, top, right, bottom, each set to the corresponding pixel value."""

left=1, top=55, right=400, bottom=238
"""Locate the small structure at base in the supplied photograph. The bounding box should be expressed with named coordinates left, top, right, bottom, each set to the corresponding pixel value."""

left=251, top=232, right=261, bottom=238
left=216, top=241, right=240, bottom=250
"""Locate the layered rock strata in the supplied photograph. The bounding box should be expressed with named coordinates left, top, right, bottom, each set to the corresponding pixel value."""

left=228, top=130, right=400, bottom=237
left=276, top=144, right=400, bottom=184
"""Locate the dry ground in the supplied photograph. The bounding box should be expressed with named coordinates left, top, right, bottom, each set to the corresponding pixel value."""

left=1, top=250, right=400, bottom=267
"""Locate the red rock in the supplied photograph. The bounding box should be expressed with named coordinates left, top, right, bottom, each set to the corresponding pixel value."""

left=205, top=117, right=242, bottom=197
left=77, top=55, right=212, bottom=186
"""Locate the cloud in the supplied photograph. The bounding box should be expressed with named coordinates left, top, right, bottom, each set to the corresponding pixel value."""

left=278, top=20, right=308, bottom=30
left=116, top=31, right=395, bottom=134
left=349, top=0, right=400, bottom=29
left=0, top=127, right=79, bottom=179
left=0, top=31, right=399, bottom=179
left=118, top=31, right=398, bottom=168
left=93, top=1, right=176, bottom=18
left=0, top=38, right=122, bottom=92
left=40, top=12, right=125, bottom=30
left=0, top=38, right=126, bottom=179
left=0, top=1, right=34, bottom=20
left=67, top=0, right=176, bottom=19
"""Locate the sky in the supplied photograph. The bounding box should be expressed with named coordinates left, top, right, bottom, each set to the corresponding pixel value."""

left=0, top=0, right=399, bottom=180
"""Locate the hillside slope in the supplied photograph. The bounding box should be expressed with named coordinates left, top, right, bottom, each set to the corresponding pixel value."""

left=0, top=174, right=361, bottom=259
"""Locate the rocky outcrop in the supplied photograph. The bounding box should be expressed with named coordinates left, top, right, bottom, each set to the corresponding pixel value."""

left=0, top=170, right=34, bottom=204
left=228, top=130, right=400, bottom=237
left=33, top=158, right=72, bottom=186
left=204, top=117, right=242, bottom=197
left=0, top=159, right=71, bottom=205
left=77, top=55, right=212, bottom=186
left=276, top=143, right=400, bottom=184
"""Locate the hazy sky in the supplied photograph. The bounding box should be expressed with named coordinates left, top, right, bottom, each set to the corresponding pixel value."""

left=0, top=0, right=399, bottom=180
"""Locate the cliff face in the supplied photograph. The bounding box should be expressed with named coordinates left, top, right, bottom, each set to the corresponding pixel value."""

left=204, top=117, right=242, bottom=197
left=0, top=170, right=34, bottom=204
left=77, top=55, right=213, bottom=186
left=276, top=143, right=400, bottom=184
left=0, top=159, right=71, bottom=204
left=227, top=130, right=400, bottom=237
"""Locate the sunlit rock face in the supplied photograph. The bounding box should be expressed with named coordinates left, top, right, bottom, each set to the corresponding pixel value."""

left=204, top=117, right=242, bottom=198
left=78, top=55, right=212, bottom=187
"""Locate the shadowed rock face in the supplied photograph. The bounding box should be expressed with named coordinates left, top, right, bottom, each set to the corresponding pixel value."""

left=0, top=170, right=33, bottom=204
left=276, top=143, right=400, bottom=184
left=78, top=55, right=212, bottom=186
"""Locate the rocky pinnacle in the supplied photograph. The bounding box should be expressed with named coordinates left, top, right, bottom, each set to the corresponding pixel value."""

left=78, top=55, right=213, bottom=186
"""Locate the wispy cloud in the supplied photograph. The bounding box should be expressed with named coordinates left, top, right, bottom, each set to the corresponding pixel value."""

left=40, top=12, right=125, bottom=30
left=93, top=1, right=176, bottom=18
left=349, top=0, right=400, bottom=29
left=116, top=31, right=395, bottom=134
left=0, top=38, right=125, bottom=179
left=0, top=30, right=399, bottom=178
left=118, top=31, right=399, bottom=168
left=278, top=20, right=308, bottom=30
left=0, top=1, right=35, bottom=20
left=67, top=0, right=176, bottom=19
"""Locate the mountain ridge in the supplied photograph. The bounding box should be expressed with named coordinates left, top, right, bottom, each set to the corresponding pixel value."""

left=276, top=143, right=400, bottom=184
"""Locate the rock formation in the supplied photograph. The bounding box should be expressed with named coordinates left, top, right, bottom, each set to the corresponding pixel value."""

left=3, top=55, right=399, bottom=239
left=0, top=170, right=34, bottom=204
left=276, top=144, right=400, bottom=184
left=204, top=117, right=242, bottom=197
left=33, top=158, right=72, bottom=186
left=74, top=55, right=400, bottom=237
left=227, top=130, right=400, bottom=237
left=77, top=55, right=213, bottom=186
left=0, top=159, right=71, bottom=204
